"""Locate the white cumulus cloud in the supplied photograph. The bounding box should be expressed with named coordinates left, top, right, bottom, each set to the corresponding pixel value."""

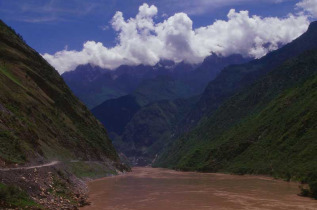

left=43, top=3, right=310, bottom=74
left=296, top=0, right=317, bottom=18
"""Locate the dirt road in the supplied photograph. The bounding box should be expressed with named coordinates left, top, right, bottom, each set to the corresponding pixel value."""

left=0, top=161, right=60, bottom=171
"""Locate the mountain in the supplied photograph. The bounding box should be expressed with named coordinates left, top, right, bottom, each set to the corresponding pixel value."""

left=91, top=54, right=249, bottom=135
left=63, top=54, right=248, bottom=109
left=62, top=64, right=156, bottom=109
left=178, top=54, right=251, bottom=94
left=91, top=75, right=193, bottom=136
left=132, top=75, right=196, bottom=105
left=116, top=96, right=199, bottom=165
left=91, top=74, right=200, bottom=165
left=0, top=21, right=126, bottom=208
left=155, top=22, right=317, bottom=198
left=0, top=20, right=121, bottom=164
left=180, top=21, right=317, bottom=132
left=90, top=55, right=248, bottom=165
left=91, top=95, right=141, bottom=135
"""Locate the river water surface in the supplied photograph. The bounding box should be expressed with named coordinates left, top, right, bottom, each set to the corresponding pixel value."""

left=81, top=167, right=317, bottom=210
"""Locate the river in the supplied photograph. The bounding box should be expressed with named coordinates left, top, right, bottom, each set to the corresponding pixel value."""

left=81, top=167, right=317, bottom=210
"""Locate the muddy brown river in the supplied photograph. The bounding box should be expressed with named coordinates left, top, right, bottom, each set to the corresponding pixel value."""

left=81, top=167, right=317, bottom=210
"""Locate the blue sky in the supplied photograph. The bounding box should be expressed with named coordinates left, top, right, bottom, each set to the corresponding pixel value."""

left=0, top=0, right=300, bottom=54
left=1, top=0, right=316, bottom=73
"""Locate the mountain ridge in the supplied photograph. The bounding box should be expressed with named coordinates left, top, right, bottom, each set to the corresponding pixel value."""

left=63, top=54, right=249, bottom=109
left=0, top=20, right=127, bottom=208
left=180, top=21, right=317, bottom=132
left=89, top=54, right=249, bottom=165
left=155, top=30, right=317, bottom=198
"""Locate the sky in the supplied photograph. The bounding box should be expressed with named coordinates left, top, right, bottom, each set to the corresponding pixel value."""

left=0, top=0, right=316, bottom=74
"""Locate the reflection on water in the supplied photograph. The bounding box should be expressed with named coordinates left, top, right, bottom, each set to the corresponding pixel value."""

left=81, top=167, right=317, bottom=210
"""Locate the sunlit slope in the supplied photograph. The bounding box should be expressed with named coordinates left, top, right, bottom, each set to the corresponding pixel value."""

left=0, top=20, right=119, bottom=164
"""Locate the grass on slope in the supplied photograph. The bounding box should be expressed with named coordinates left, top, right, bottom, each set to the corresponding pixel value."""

left=0, top=65, right=24, bottom=88
left=0, top=182, right=40, bottom=209
left=181, top=22, right=317, bottom=132
left=155, top=50, right=317, bottom=197
left=0, top=20, right=119, bottom=164
left=66, top=161, right=118, bottom=178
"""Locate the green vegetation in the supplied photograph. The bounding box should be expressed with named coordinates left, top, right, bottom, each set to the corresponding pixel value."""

left=114, top=97, right=198, bottom=164
left=0, top=183, right=40, bottom=208
left=0, top=20, right=120, bottom=164
left=155, top=50, right=317, bottom=197
left=67, top=161, right=117, bottom=178
left=92, top=76, right=196, bottom=135
left=0, top=20, right=128, bottom=209
left=0, top=130, right=26, bottom=163
left=181, top=21, right=317, bottom=131
left=0, top=65, right=24, bottom=88
left=91, top=73, right=200, bottom=165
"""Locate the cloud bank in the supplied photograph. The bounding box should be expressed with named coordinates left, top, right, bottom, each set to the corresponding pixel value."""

left=296, top=0, right=317, bottom=18
left=43, top=3, right=310, bottom=74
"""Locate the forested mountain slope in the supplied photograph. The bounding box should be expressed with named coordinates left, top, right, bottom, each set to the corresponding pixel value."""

left=180, top=21, right=317, bottom=132
left=155, top=49, right=317, bottom=197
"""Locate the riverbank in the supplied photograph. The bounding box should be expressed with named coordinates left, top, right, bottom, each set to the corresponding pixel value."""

left=0, top=160, right=129, bottom=209
left=81, top=167, right=317, bottom=210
